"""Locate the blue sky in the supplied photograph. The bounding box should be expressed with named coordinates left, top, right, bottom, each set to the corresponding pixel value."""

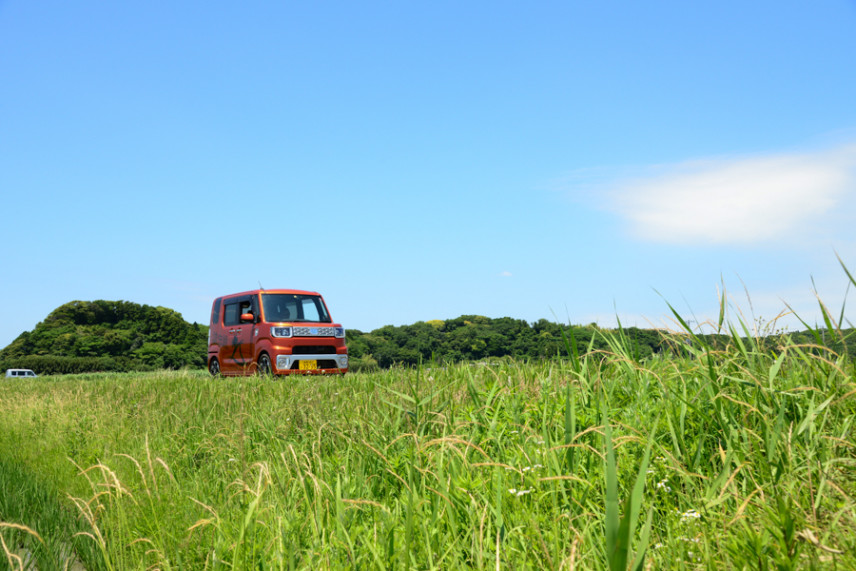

left=2, top=1, right=856, bottom=349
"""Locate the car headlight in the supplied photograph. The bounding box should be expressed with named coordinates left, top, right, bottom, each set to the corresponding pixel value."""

left=335, top=327, right=345, bottom=338
left=271, top=326, right=293, bottom=338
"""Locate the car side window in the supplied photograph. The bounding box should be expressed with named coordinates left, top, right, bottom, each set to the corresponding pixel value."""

left=224, top=302, right=240, bottom=326
left=211, top=298, right=222, bottom=326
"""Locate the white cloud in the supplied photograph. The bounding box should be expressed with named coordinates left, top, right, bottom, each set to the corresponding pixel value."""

left=499, top=271, right=513, bottom=277
left=609, top=144, right=856, bottom=244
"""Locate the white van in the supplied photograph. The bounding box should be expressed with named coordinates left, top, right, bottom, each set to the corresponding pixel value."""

left=5, top=369, right=38, bottom=378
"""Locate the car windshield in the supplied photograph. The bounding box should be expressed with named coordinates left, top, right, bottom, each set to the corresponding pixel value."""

left=262, top=293, right=331, bottom=323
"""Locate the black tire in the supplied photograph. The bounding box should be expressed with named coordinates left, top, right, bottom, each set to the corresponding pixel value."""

left=258, top=353, right=273, bottom=377
left=209, top=358, right=220, bottom=377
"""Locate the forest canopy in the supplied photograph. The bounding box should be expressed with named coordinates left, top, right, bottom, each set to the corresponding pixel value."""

left=345, top=316, right=660, bottom=369
left=345, top=316, right=855, bottom=370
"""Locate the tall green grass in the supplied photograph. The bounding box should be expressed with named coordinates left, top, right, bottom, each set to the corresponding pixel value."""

left=0, top=294, right=854, bottom=568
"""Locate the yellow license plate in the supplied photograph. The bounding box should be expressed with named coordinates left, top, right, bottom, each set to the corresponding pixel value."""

left=299, top=360, right=317, bottom=371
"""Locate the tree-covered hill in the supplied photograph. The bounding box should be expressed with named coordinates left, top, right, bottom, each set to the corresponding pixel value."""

left=0, top=300, right=208, bottom=374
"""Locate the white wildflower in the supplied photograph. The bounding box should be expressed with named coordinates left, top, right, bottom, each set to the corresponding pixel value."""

left=681, top=509, right=701, bottom=521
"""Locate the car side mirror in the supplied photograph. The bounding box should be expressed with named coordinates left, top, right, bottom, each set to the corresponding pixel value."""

left=240, top=313, right=254, bottom=323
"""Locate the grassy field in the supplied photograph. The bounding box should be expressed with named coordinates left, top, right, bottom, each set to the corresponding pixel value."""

left=0, top=319, right=854, bottom=569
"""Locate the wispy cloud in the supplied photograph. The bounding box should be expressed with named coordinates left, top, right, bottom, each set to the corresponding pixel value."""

left=607, top=144, right=856, bottom=245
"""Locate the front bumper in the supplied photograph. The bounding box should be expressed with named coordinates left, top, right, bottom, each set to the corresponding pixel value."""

left=276, top=353, right=349, bottom=373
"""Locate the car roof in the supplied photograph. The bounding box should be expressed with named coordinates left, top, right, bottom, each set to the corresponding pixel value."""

left=222, top=289, right=321, bottom=298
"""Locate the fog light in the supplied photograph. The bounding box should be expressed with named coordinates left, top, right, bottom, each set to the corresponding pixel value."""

left=276, top=355, right=291, bottom=369
left=338, top=355, right=349, bottom=368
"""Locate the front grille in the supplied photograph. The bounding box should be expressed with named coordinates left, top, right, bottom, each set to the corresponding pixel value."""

left=293, top=346, right=337, bottom=355
left=293, top=326, right=337, bottom=337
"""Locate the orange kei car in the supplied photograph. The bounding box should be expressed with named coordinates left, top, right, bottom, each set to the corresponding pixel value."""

left=208, top=289, right=348, bottom=376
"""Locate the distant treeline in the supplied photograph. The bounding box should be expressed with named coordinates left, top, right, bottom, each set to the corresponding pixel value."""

left=1, top=301, right=853, bottom=375
left=344, top=315, right=856, bottom=370
left=0, top=300, right=208, bottom=374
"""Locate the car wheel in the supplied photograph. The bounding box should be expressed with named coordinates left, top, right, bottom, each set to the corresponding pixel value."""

left=258, top=353, right=272, bottom=377
left=209, top=358, right=220, bottom=377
